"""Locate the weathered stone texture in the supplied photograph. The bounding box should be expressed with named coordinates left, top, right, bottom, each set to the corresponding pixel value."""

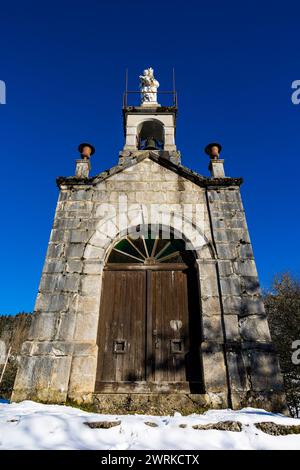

left=12, top=152, right=286, bottom=413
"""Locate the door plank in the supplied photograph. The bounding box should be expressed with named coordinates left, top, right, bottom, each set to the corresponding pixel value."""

left=96, top=270, right=146, bottom=388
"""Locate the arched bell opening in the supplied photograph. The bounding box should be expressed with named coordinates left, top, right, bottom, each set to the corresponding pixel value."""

left=95, top=224, right=204, bottom=394
left=137, top=119, right=164, bottom=150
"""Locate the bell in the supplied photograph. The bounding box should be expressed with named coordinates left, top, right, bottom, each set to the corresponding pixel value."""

left=144, top=137, right=157, bottom=150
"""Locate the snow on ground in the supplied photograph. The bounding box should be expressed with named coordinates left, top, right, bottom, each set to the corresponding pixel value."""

left=0, top=401, right=300, bottom=450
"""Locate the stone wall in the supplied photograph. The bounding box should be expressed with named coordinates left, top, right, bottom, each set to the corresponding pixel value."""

left=12, top=151, right=286, bottom=412
left=207, top=187, right=286, bottom=411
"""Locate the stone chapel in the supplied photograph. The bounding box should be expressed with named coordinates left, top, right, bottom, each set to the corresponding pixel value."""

left=12, top=69, right=286, bottom=414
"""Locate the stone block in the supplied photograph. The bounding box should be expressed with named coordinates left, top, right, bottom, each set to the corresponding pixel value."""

left=92, top=191, right=111, bottom=202
left=73, top=342, right=98, bottom=357
left=31, top=340, right=73, bottom=356
left=20, top=341, right=34, bottom=355
left=59, top=190, right=69, bottom=202
left=35, top=292, right=51, bottom=312
left=70, top=230, right=92, bottom=243
left=66, top=259, right=83, bottom=273
left=207, top=190, right=223, bottom=202
left=12, top=356, right=36, bottom=389
left=224, top=315, right=240, bottom=341
left=214, top=229, right=247, bottom=243
left=64, top=211, right=90, bottom=220
left=87, top=230, right=111, bottom=249
left=238, top=242, right=254, bottom=259
left=50, top=229, right=69, bottom=243
left=249, top=351, right=285, bottom=392
left=40, top=273, right=80, bottom=293
left=222, top=295, right=242, bottom=315
left=211, top=218, right=226, bottom=229
left=56, top=313, right=77, bottom=340
left=201, top=344, right=227, bottom=393
left=80, top=275, right=101, bottom=296
left=65, top=243, right=85, bottom=259
left=49, top=356, right=73, bottom=393
left=199, top=275, right=219, bottom=297
left=226, top=350, right=248, bottom=392
left=217, top=260, right=233, bottom=277
left=241, top=276, right=261, bottom=295
left=70, top=189, right=92, bottom=201
left=240, top=296, right=265, bottom=316
left=77, top=295, right=100, bottom=315
left=83, top=262, right=103, bottom=274
left=225, top=218, right=247, bottom=230
left=198, top=261, right=217, bottom=279
left=202, top=316, right=223, bottom=341
left=68, top=355, right=97, bottom=393
left=62, top=274, right=81, bottom=292
left=35, top=292, right=70, bottom=313
left=74, top=313, right=99, bottom=341
left=213, top=230, right=229, bottom=243
left=33, top=356, right=55, bottom=390
left=28, top=313, right=56, bottom=340
left=233, top=260, right=258, bottom=277
left=216, top=243, right=238, bottom=260
left=64, top=201, right=93, bottom=212
left=46, top=243, right=65, bottom=258
left=220, top=277, right=241, bottom=296
left=201, top=296, right=221, bottom=316
left=239, top=315, right=271, bottom=342
left=53, top=218, right=81, bottom=230
left=39, top=273, right=59, bottom=292
left=224, top=190, right=242, bottom=203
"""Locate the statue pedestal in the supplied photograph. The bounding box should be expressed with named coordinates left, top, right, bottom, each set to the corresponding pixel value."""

left=141, top=101, right=160, bottom=107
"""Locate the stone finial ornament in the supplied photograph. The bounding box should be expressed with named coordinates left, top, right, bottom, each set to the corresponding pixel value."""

left=76, top=143, right=95, bottom=178
left=205, top=142, right=222, bottom=160
left=78, top=142, right=95, bottom=160
left=205, top=143, right=225, bottom=178
left=139, top=67, right=160, bottom=105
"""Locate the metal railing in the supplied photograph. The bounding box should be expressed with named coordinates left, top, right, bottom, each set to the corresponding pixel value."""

left=123, top=90, right=178, bottom=109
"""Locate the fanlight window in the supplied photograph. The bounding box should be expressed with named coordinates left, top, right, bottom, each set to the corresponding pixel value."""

left=107, top=230, right=194, bottom=265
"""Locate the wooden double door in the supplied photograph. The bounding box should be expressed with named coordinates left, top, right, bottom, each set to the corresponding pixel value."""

left=95, top=266, right=203, bottom=393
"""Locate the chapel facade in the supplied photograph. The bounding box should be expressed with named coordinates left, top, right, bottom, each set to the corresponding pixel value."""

left=12, top=69, right=286, bottom=413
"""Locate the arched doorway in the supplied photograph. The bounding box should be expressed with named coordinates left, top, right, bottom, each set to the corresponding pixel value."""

left=95, top=226, right=204, bottom=394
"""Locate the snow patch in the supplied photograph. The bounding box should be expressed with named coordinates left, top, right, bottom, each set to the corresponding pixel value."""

left=0, top=401, right=300, bottom=450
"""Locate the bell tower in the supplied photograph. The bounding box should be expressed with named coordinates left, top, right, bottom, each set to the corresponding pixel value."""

left=121, top=67, right=180, bottom=164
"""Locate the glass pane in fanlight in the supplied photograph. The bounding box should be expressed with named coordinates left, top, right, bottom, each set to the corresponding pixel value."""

left=153, top=239, right=169, bottom=257
left=145, top=237, right=156, bottom=255
left=156, top=243, right=176, bottom=259
left=130, top=237, right=147, bottom=258
left=114, top=239, right=144, bottom=260
left=160, top=253, right=184, bottom=263
left=171, top=239, right=186, bottom=252
left=108, top=250, right=142, bottom=263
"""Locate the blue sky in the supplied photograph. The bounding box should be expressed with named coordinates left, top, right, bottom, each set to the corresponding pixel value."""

left=0, top=0, right=299, bottom=314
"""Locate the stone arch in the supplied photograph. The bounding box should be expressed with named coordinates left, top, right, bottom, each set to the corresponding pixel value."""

left=136, top=118, right=164, bottom=150
left=83, top=207, right=216, bottom=263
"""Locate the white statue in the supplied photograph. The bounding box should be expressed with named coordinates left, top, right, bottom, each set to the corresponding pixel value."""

left=139, top=67, right=159, bottom=104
